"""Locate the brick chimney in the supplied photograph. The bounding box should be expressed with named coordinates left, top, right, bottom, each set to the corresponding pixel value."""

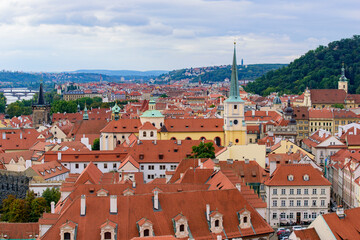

left=336, top=205, right=345, bottom=219
left=154, top=191, right=159, bottom=210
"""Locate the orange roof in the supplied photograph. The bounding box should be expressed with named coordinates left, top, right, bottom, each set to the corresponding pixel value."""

left=30, top=161, right=69, bottom=180
left=0, top=222, right=38, bottom=239
left=265, top=164, right=331, bottom=186
left=101, top=119, right=142, bottom=133
left=163, top=118, right=223, bottom=132
left=139, top=121, right=157, bottom=130
left=292, top=228, right=320, bottom=240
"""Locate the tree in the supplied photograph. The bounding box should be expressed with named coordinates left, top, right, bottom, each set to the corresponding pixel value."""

left=6, top=100, right=32, bottom=117
left=42, top=188, right=61, bottom=208
left=92, top=138, right=100, bottom=150
left=331, top=103, right=345, bottom=109
left=189, top=142, right=215, bottom=159
left=29, top=198, right=48, bottom=222
left=0, top=93, right=6, bottom=113
left=160, top=94, right=168, bottom=98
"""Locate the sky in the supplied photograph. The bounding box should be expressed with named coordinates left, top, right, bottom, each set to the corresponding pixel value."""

left=0, top=0, right=359, bottom=72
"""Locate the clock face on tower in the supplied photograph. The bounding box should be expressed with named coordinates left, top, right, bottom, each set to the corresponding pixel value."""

left=234, top=120, right=238, bottom=125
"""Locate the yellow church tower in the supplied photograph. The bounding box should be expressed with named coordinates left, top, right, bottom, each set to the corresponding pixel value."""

left=224, top=42, right=247, bottom=146
left=338, top=63, right=348, bottom=93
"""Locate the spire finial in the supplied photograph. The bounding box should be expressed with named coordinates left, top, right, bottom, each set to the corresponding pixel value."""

left=339, top=62, right=347, bottom=82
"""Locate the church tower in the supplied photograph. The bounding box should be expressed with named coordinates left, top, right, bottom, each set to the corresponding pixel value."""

left=224, top=42, right=247, bottom=146
left=338, top=63, right=348, bottom=93
left=32, top=82, right=51, bottom=128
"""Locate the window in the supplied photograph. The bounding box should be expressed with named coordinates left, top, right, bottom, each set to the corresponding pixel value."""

left=75, top=163, right=79, bottom=169
left=84, top=164, right=87, bottom=168
left=321, top=189, right=325, bottom=195
left=321, top=200, right=325, bottom=206
left=273, top=189, right=278, bottom=195
left=160, top=174, right=165, bottom=178
left=104, top=232, right=112, bottom=239
left=234, top=105, right=237, bottom=110
left=272, top=200, right=277, bottom=207
left=289, top=200, right=294, bottom=207
left=313, top=189, right=317, bottom=195
left=297, top=189, right=301, bottom=195
left=243, top=216, right=248, bottom=223
left=289, top=212, right=294, bottom=219
left=160, top=165, right=166, bottom=170
left=147, top=175, right=155, bottom=180
left=64, top=233, right=71, bottom=240
left=171, top=165, right=177, bottom=170
left=304, top=200, right=308, bottom=206
left=272, top=213, right=277, bottom=219
left=215, top=219, right=219, bottom=227
left=312, top=200, right=316, bottom=206
left=180, top=224, right=185, bottom=232
left=234, top=120, right=238, bottom=125
left=312, top=212, right=317, bottom=219
left=104, top=163, right=107, bottom=169
left=281, top=200, right=286, bottom=207
left=148, top=165, right=154, bottom=170
left=290, top=189, right=294, bottom=195
left=281, top=189, right=286, bottom=195
left=150, top=131, right=154, bottom=137
left=280, top=213, right=286, bottom=219
left=297, top=200, right=301, bottom=207
left=140, top=165, right=144, bottom=170
left=144, top=229, right=150, bottom=237
left=304, top=212, right=308, bottom=219
left=143, top=131, right=147, bottom=137
left=159, top=154, right=164, bottom=160
left=304, top=189, right=309, bottom=195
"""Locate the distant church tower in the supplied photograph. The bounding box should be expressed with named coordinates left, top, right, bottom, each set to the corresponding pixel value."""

left=338, top=63, right=348, bottom=93
left=32, top=82, right=51, bottom=128
left=224, top=42, right=247, bottom=146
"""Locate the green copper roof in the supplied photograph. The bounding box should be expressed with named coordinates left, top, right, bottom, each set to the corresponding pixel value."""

left=141, top=110, right=164, bottom=118
left=225, top=43, right=244, bottom=103
left=339, top=63, right=348, bottom=82
left=83, top=105, right=89, bottom=120
left=112, top=102, right=121, bottom=113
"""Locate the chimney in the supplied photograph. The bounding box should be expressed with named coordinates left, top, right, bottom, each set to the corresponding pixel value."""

left=50, top=201, right=55, bottom=214
left=245, top=159, right=249, bottom=164
left=217, top=235, right=222, bottom=240
left=132, top=181, right=136, bottom=188
left=2, top=132, right=5, bottom=140
left=336, top=205, right=345, bottom=219
left=154, top=191, right=159, bottom=210
left=177, top=139, right=182, bottom=145
left=270, top=161, right=277, bottom=175
left=214, top=165, right=220, bottom=171
left=206, top=204, right=210, bottom=221
left=110, top=195, right=117, bottom=214
left=20, top=132, right=23, bottom=139
left=227, top=159, right=233, bottom=164
left=198, top=159, right=202, bottom=166
left=235, top=183, right=241, bottom=191
left=80, top=195, right=86, bottom=216
left=213, top=158, right=219, bottom=164
left=180, top=173, right=184, bottom=179
left=57, top=152, right=62, bottom=161
left=153, top=140, right=157, bottom=145
left=252, top=110, right=255, bottom=117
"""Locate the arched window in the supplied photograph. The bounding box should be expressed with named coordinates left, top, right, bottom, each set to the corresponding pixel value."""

left=64, top=232, right=71, bottom=240
left=200, top=137, right=206, bottom=140
left=214, top=137, right=221, bottom=147
left=150, top=131, right=154, bottom=137
left=180, top=224, right=185, bottom=232
left=143, top=131, right=147, bottom=137
left=185, top=137, right=192, bottom=140
left=104, top=232, right=112, bottom=239
left=244, top=216, right=248, bottom=223
left=117, top=140, right=121, bottom=145
left=215, top=219, right=220, bottom=227
left=170, top=137, right=177, bottom=140
left=144, top=229, right=150, bottom=237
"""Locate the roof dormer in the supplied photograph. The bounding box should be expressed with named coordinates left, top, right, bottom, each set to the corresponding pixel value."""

left=97, top=189, right=109, bottom=197
left=100, top=220, right=117, bottom=240
left=123, top=188, right=135, bottom=196
left=287, top=174, right=294, bottom=181
left=136, top=218, right=154, bottom=237
left=60, top=220, right=77, bottom=240
left=238, top=207, right=251, bottom=229
left=303, top=174, right=309, bottom=181
left=173, top=213, right=190, bottom=238
left=209, top=210, right=224, bottom=234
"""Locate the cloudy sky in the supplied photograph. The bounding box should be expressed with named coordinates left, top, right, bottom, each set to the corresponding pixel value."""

left=0, top=0, right=359, bottom=72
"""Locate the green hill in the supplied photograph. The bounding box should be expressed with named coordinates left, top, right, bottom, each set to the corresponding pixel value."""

left=245, top=35, right=360, bottom=96
left=158, top=64, right=286, bottom=83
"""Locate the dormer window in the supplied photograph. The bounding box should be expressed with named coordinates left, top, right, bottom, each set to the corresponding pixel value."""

left=209, top=211, right=223, bottom=234
left=303, top=174, right=309, bottom=181
left=100, top=220, right=116, bottom=240
left=288, top=175, right=294, bottom=181
left=238, top=208, right=251, bottom=229
left=60, top=220, right=77, bottom=240
left=173, top=214, right=189, bottom=238
left=137, top=218, right=154, bottom=237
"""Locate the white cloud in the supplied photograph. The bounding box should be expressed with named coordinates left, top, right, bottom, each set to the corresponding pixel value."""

left=0, top=0, right=359, bottom=71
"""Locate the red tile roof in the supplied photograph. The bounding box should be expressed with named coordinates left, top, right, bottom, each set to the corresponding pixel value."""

left=310, top=89, right=347, bottom=104
left=163, top=118, right=223, bottom=132
left=265, top=164, right=331, bottom=186
left=292, top=228, right=320, bottom=240
left=101, top=119, right=142, bottom=133
left=0, top=222, right=39, bottom=239
left=30, top=161, right=69, bottom=180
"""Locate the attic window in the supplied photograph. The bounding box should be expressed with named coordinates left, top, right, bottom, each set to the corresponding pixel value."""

left=123, top=126, right=126, bottom=129
left=134, top=126, right=138, bottom=129
left=114, top=126, right=118, bottom=129
left=75, top=155, right=79, bottom=159
left=159, top=154, right=164, bottom=160
left=201, top=125, right=204, bottom=128
left=303, top=174, right=309, bottom=181
left=116, top=155, right=120, bottom=158
left=288, top=175, right=294, bottom=181
left=185, top=125, right=189, bottom=128
left=95, top=155, right=99, bottom=158
left=139, top=154, right=144, bottom=160
left=215, top=125, right=218, bottom=128
left=171, top=126, right=174, bottom=128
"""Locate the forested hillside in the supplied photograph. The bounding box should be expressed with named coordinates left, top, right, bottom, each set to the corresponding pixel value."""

left=245, top=35, right=360, bottom=96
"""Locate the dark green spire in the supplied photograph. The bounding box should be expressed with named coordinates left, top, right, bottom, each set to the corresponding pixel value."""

left=225, top=42, right=244, bottom=103
left=37, top=82, right=45, bottom=105
left=83, top=104, right=89, bottom=120
left=339, top=62, right=348, bottom=82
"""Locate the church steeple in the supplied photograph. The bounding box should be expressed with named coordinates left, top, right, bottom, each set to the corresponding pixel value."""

left=83, top=104, right=89, bottom=120
left=339, top=62, right=348, bottom=82
left=338, top=62, right=348, bottom=93
left=37, top=81, right=45, bottom=105
left=225, top=42, right=243, bottom=103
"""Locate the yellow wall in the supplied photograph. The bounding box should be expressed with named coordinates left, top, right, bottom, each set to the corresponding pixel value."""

left=216, top=144, right=266, bottom=168
left=225, top=130, right=247, bottom=146
left=271, top=140, right=314, bottom=160
left=160, top=131, right=224, bottom=144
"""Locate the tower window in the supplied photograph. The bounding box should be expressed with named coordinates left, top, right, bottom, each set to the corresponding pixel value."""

left=234, top=120, right=238, bottom=125
left=104, top=232, right=112, bottom=239
left=64, top=233, right=71, bottom=240
left=234, top=105, right=237, bottom=110
left=215, top=219, right=220, bottom=227
left=180, top=224, right=185, bottom=232
left=144, top=229, right=150, bottom=237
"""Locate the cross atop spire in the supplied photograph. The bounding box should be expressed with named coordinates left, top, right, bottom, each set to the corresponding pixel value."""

left=225, top=42, right=244, bottom=103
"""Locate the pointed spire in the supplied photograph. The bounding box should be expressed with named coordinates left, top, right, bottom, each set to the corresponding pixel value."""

left=339, top=62, right=348, bottom=82
left=37, top=80, right=45, bottom=105
left=225, top=41, right=244, bottom=103
left=83, top=104, right=89, bottom=120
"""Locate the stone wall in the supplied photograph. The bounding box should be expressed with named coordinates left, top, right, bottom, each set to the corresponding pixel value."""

left=0, top=170, right=30, bottom=203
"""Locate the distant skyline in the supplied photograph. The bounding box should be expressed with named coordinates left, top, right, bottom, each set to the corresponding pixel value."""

left=0, top=0, right=359, bottom=72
